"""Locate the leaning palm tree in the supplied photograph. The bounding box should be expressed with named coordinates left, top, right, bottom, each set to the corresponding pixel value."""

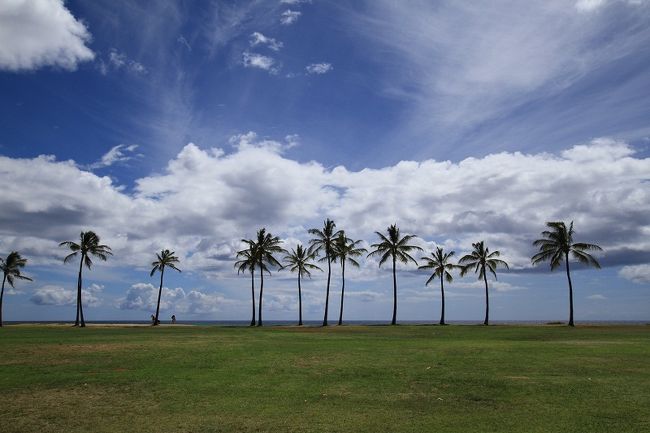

left=418, top=247, right=458, bottom=325
left=459, top=241, right=509, bottom=326
left=150, top=249, right=181, bottom=326
left=332, top=232, right=367, bottom=326
left=0, top=252, right=33, bottom=327
left=308, top=219, right=341, bottom=326
left=367, top=224, right=422, bottom=325
left=235, top=242, right=262, bottom=326
left=282, top=244, right=322, bottom=325
left=60, top=231, right=112, bottom=327
left=250, top=228, right=283, bottom=327
left=532, top=221, right=602, bottom=327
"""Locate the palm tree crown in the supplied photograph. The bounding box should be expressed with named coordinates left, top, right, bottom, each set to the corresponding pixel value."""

left=59, top=231, right=112, bottom=327
left=150, top=249, right=181, bottom=326
left=532, top=221, right=602, bottom=326
left=308, top=218, right=342, bottom=326
left=459, top=241, right=508, bottom=325
left=332, top=232, right=367, bottom=325
left=368, top=224, right=422, bottom=325
left=282, top=244, right=321, bottom=326
left=1, top=251, right=33, bottom=327
left=419, top=247, right=457, bottom=325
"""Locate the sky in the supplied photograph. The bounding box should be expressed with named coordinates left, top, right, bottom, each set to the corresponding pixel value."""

left=0, top=0, right=649, bottom=323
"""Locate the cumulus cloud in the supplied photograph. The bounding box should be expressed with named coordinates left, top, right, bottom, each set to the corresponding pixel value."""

left=250, top=32, right=283, bottom=51
left=242, top=51, right=278, bottom=74
left=0, top=0, right=94, bottom=71
left=117, top=283, right=235, bottom=315
left=30, top=283, right=103, bottom=306
left=88, top=144, right=140, bottom=170
left=0, top=137, right=648, bottom=281
left=305, top=62, right=333, bottom=74
left=280, top=9, right=301, bottom=25
left=619, top=264, right=650, bottom=283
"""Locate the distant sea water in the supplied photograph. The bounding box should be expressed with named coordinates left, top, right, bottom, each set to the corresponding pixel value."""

left=6, top=320, right=649, bottom=326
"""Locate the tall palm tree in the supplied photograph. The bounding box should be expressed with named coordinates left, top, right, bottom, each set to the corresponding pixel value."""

left=60, top=231, right=112, bottom=327
left=0, top=252, right=33, bottom=327
left=235, top=242, right=263, bottom=326
left=532, top=221, right=602, bottom=327
left=418, top=247, right=458, bottom=325
left=281, top=244, right=322, bottom=325
left=150, top=249, right=181, bottom=326
left=367, top=224, right=422, bottom=325
left=459, top=241, right=509, bottom=326
left=308, top=219, right=341, bottom=326
left=248, top=228, right=283, bottom=327
left=332, top=232, right=367, bottom=326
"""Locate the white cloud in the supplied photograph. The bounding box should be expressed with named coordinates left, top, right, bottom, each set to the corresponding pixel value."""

left=88, top=144, right=140, bottom=170
left=177, top=35, right=191, bottom=51
left=117, top=282, right=236, bottom=315
left=280, top=0, right=310, bottom=4
left=587, top=294, right=607, bottom=300
left=349, top=1, right=650, bottom=153
left=242, top=51, right=278, bottom=74
left=619, top=264, right=650, bottom=283
left=250, top=32, right=283, bottom=51
left=0, top=137, right=648, bottom=281
left=305, top=62, right=333, bottom=74
left=0, top=0, right=94, bottom=71
left=99, top=49, right=147, bottom=75
left=30, top=283, right=103, bottom=307
left=280, top=9, right=301, bottom=25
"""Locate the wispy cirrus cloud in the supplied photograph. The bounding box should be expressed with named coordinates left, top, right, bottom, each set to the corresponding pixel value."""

left=88, top=144, right=140, bottom=170
left=250, top=32, right=283, bottom=51
left=280, top=9, right=301, bottom=25
left=242, top=51, right=279, bottom=74
left=305, top=63, right=333, bottom=74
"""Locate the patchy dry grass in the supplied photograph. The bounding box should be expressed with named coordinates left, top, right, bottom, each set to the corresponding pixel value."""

left=1, top=325, right=649, bottom=433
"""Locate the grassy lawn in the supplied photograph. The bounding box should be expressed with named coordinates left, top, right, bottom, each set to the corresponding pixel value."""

left=1, top=325, right=649, bottom=433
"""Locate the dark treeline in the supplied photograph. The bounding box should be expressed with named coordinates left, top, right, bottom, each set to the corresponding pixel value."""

left=0, top=221, right=602, bottom=328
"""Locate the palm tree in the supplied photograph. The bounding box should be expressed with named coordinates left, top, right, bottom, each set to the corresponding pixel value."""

left=0, top=252, right=33, bottom=327
left=418, top=247, right=458, bottom=325
left=60, top=231, right=112, bottom=327
left=248, top=228, right=283, bottom=327
left=367, top=224, right=422, bottom=325
left=459, top=241, right=509, bottom=326
left=150, top=249, right=181, bottom=326
left=235, top=242, right=262, bottom=326
left=281, top=244, right=322, bottom=325
left=532, top=221, right=602, bottom=327
left=332, top=232, right=366, bottom=326
left=308, top=219, right=341, bottom=326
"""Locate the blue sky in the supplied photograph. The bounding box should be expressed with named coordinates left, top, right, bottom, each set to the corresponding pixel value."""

left=0, top=0, right=649, bottom=323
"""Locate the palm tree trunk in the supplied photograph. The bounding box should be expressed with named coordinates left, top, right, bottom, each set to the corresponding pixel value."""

left=0, top=274, right=6, bottom=327
left=391, top=255, right=397, bottom=325
left=338, top=261, right=346, bottom=326
left=250, top=269, right=256, bottom=326
left=77, top=255, right=85, bottom=327
left=257, top=267, right=264, bottom=327
left=74, top=256, right=82, bottom=326
left=440, top=276, right=446, bottom=325
left=153, top=266, right=164, bottom=326
left=482, top=270, right=489, bottom=326
left=323, top=255, right=331, bottom=326
left=565, top=253, right=575, bottom=327
left=298, top=273, right=303, bottom=326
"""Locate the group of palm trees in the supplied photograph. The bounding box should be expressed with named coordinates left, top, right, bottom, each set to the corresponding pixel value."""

left=0, top=220, right=602, bottom=328
left=236, top=220, right=602, bottom=328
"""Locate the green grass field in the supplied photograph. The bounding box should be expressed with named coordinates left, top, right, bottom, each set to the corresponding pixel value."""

left=1, top=325, right=649, bottom=433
